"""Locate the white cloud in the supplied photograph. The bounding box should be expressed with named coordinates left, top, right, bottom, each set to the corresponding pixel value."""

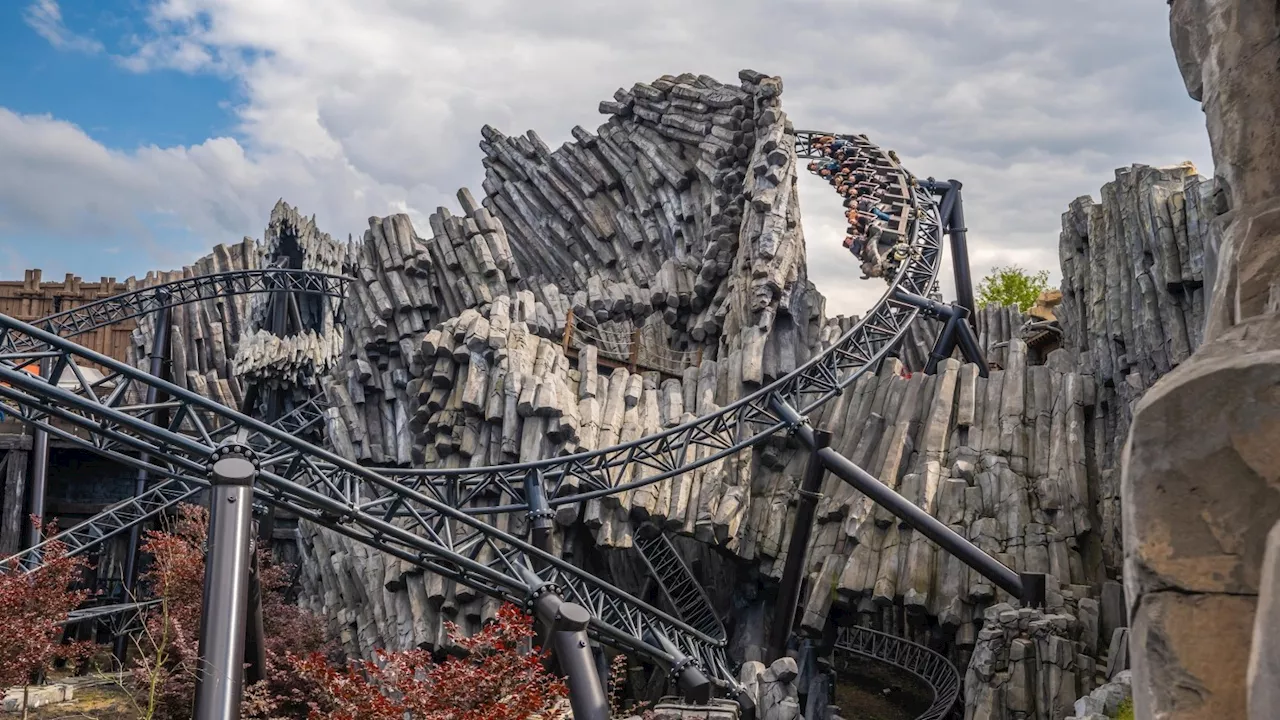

left=22, top=0, right=104, bottom=54
left=3, top=0, right=1213, bottom=316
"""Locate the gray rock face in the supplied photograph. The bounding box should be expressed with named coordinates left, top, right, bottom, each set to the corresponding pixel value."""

left=1067, top=670, right=1131, bottom=720
left=963, top=601, right=1096, bottom=720
left=110, top=60, right=1257, bottom=720
left=127, top=199, right=348, bottom=415
left=1056, top=163, right=1216, bottom=577
left=1248, top=520, right=1280, bottom=719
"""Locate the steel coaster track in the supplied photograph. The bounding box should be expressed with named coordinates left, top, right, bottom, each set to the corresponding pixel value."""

left=0, top=131, right=946, bottom=693
left=0, top=269, right=349, bottom=356
left=0, top=267, right=343, bottom=570
left=833, top=626, right=961, bottom=720
left=6, top=131, right=943, bottom=589
left=2, top=396, right=328, bottom=572
left=0, top=357, right=733, bottom=686
left=632, top=528, right=723, bottom=641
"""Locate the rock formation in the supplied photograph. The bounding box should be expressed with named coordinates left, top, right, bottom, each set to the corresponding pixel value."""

left=107, top=50, right=1263, bottom=719
left=127, top=200, right=347, bottom=414
left=1118, top=3, right=1280, bottom=719
left=285, top=71, right=1156, bottom=720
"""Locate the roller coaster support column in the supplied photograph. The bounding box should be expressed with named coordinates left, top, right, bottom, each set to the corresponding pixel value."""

left=243, top=528, right=268, bottom=686
left=193, top=441, right=259, bottom=720
left=768, top=428, right=832, bottom=662
left=25, top=357, right=52, bottom=551
left=894, top=289, right=989, bottom=378
left=770, top=397, right=1046, bottom=609
left=525, top=469, right=554, bottom=557
left=114, top=299, right=171, bottom=665
left=520, top=572, right=609, bottom=720
left=645, top=629, right=714, bottom=705
left=927, top=179, right=977, bottom=328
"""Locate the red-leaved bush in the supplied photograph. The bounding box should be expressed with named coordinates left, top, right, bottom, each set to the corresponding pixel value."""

left=289, top=602, right=569, bottom=720
left=0, top=520, right=94, bottom=692
left=127, top=504, right=331, bottom=720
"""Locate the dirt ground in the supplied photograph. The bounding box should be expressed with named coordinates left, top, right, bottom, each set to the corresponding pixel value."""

left=2, top=685, right=137, bottom=720
left=832, top=659, right=932, bottom=720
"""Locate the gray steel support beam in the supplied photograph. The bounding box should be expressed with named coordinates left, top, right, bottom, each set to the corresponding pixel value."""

left=945, top=181, right=978, bottom=328
left=25, top=357, right=51, bottom=550
left=924, top=313, right=960, bottom=376
left=243, top=532, right=268, bottom=686
left=193, top=442, right=258, bottom=720
left=529, top=584, right=609, bottom=720
left=114, top=301, right=171, bottom=665
left=894, top=290, right=988, bottom=377
left=770, top=397, right=1032, bottom=604
left=768, top=429, right=832, bottom=662
left=647, top=628, right=713, bottom=704
left=525, top=469, right=553, bottom=557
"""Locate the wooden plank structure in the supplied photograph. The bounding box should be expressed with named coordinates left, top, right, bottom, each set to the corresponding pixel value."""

left=560, top=309, right=701, bottom=380
left=0, top=269, right=137, bottom=366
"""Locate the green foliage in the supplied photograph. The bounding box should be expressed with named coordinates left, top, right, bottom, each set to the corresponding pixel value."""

left=1114, top=697, right=1135, bottom=720
left=975, top=265, right=1051, bottom=312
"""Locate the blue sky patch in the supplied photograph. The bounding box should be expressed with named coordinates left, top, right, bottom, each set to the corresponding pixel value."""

left=0, top=0, right=239, bottom=150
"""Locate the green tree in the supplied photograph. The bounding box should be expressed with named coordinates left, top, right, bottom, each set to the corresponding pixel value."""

left=975, top=265, right=1051, bottom=312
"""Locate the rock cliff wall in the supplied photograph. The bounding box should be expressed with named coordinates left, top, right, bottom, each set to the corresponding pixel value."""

left=112, top=65, right=1229, bottom=719
left=1123, top=3, right=1280, bottom=717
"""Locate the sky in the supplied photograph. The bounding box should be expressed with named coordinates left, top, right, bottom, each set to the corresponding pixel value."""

left=0, top=0, right=1213, bottom=316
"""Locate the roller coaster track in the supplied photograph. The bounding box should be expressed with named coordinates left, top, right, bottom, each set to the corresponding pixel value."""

left=0, top=268, right=348, bottom=354
left=0, top=131, right=961, bottom=713
left=834, top=626, right=962, bottom=720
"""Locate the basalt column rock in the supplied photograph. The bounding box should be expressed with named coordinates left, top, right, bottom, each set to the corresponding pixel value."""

left=478, top=70, right=828, bottom=387
left=233, top=200, right=347, bottom=402
left=1116, top=4, right=1280, bottom=719
left=129, top=237, right=263, bottom=411
left=1057, top=163, right=1217, bottom=577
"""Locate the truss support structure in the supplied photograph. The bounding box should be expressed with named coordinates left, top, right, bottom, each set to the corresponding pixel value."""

left=25, top=356, right=51, bottom=551
left=768, top=428, right=832, bottom=663
left=923, top=179, right=978, bottom=328
left=521, top=569, right=609, bottom=720
left=113, top=299, right=172, bottom=665
left=771, top=396, right=1046, bottom=608
left=193, top=441, right=259, bottom=720
left=894, top=289, right=989, bottom=378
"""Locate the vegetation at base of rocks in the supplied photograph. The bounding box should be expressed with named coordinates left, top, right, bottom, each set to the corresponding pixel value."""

left=4, top=505, right=656, bottom=719
left=0, top=519, right=96, bottom=718
left=120, top=504, right=332, bottom=720
left=289, top=602, right=572, bottom=720
left=1113, top=697, right=1135, bottom=720
left=976, top=265, right=1052, bottom=312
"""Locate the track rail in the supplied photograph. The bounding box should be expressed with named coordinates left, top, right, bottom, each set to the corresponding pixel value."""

left=833, top=626, right=961, bottom=720
left=0, top=269, right=348, bottom=355
left=4, top=397, right=327, bottom=571
left=0, top=130, right=950, bottom=695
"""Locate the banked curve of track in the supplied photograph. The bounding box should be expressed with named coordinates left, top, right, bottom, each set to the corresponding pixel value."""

left=0, top=130, right=948, bottom=699
left=0, top=268, right=349, bottom=355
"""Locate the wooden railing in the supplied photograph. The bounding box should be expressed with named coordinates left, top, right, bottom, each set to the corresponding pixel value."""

left=561, top=310, right=702, bottom=377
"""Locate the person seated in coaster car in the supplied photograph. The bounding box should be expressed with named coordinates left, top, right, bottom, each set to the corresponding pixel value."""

left=807, top=161, right=820, bottom=173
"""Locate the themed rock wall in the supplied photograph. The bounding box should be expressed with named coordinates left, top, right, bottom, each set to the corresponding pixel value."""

left=128, top=200, right=347, bottom=411
left=113, top=67, right=1216, bottom=719
left=1056, top=162, right=1216, bottom=577
left=1123, top=3, right=1280, bottom=718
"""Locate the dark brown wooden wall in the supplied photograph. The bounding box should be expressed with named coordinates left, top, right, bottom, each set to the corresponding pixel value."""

left=0, top=268, right=137, bottom=365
